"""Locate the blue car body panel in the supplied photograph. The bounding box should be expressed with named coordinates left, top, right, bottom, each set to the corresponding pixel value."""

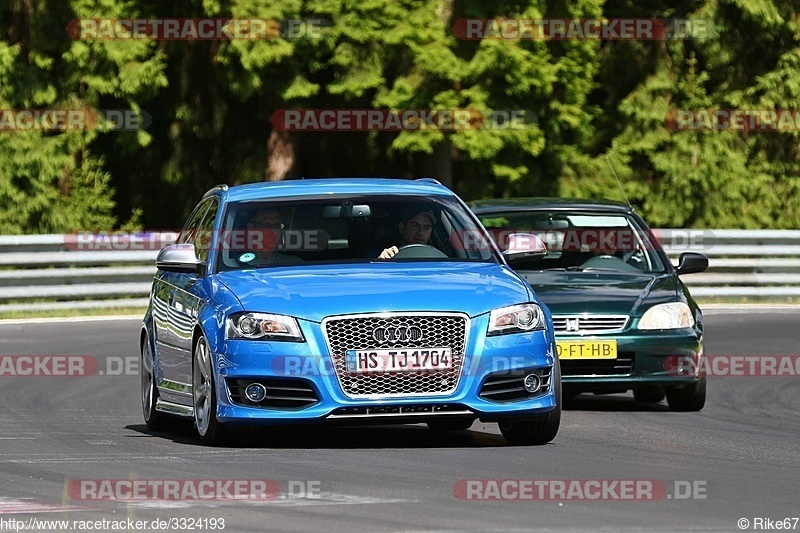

left=215, top=262, right=533, bottom=323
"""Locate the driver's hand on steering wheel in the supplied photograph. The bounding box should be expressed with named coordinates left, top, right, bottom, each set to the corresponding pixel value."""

left=378, top=246, right=398, bottom=259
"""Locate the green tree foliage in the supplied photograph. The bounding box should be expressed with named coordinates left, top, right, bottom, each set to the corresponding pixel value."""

left=562, top=0, right=800, bottom=227
left=1, top=0, right=799, bottom=232
left=0, top=0, right=166, bottom=233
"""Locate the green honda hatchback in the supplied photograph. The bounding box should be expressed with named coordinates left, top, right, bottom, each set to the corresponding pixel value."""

left=471, top=198, right=709, bottom=411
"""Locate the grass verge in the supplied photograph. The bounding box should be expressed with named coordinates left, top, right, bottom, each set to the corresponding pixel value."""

left=0, top=307, right=146, bottom=320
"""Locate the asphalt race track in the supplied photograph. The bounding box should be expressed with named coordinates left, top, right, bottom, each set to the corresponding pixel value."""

left=1, top=309, right=799, bottom=532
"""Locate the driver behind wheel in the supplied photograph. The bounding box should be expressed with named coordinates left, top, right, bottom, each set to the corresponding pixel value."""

left=378, top=206, right=435, bottom=259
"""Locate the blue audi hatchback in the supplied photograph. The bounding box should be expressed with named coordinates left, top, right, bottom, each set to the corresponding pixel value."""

left=140, top=178, right=560, bottom=445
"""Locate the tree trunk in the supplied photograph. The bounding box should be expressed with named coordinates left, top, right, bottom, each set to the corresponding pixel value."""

left=266, top=130, right=297, bottom=181
left=419, top=139, right=454, bottom=188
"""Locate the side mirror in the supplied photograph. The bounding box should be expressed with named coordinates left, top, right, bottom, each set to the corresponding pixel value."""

left=676, top=252, right=708, bottom=275
left=503, top=233, right=547, bottom=265
left=156, top=243, right=206, bottom=275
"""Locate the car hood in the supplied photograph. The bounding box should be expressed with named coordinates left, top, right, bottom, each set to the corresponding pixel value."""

left=215, top=262, right=532, bottom=322
left=517, top=270, right=678, bottom=317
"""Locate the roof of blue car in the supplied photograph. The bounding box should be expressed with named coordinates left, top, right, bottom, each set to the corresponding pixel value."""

left=215, top=178, right=452, bottom=202
left=470, top=197, right=632, bottom=213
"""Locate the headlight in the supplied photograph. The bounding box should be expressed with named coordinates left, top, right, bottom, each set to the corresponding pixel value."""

left=637, top=303, right=694, bottom=330
left=226, top=312, right=305, bottom=341
left=488, top=303, right=546, bottom=336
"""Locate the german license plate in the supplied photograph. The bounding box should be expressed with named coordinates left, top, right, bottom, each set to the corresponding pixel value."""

left=556, top=340, right=617, bottom=360
left=345, top=348, right=453, bottom=373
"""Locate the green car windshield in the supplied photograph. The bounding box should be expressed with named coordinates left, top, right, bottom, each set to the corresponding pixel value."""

left=479, top=211, right=667, bottom=273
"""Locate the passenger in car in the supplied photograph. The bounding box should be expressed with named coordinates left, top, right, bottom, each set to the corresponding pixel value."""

left=241, top=208, right=303, bottom=266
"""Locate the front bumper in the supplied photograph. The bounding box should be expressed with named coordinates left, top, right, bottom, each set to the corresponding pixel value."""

left=213, top=315, right=558, bottom=426
left=558, top=328, right=703, bottom=390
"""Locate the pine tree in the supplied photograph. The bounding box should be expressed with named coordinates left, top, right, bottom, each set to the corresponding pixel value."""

left=0, top=0, right=166, bottom=233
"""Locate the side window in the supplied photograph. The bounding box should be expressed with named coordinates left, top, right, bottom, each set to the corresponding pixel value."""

left=178, top=200, right=211, bottom=245
left=194, top=199, right=219, bottom=263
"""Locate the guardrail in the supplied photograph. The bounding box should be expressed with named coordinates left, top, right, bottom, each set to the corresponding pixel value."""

left=0, top=230, right=798, bottom=312
left=0, top=233, right=174, bottom=313
left=659, top=229, right=800, bottom=298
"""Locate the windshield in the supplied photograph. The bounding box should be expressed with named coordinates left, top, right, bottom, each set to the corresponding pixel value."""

left=214, top=195, right=499, bottom=271
left=478, top=210, right=667, bottom=273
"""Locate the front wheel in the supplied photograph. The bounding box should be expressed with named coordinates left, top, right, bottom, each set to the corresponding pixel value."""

left=499, top=360, right=561, bottom=445
left=666, top=377, right=706, bottom=412
left=193, top=335, right=226, bottom=445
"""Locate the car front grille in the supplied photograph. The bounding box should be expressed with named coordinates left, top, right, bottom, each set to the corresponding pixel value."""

left=479, top=367, right=552, bottom=402
left=552, top=315, right=629, bottom=335
left=560, top=352, right=634, bottom=376
left=322, top=313, right=468, bottom=399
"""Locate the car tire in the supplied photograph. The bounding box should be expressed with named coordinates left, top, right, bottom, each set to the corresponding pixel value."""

left=498, top=360, right=561, bottom=445
left=666, top=377, right=706, bottom=412
left=193, top=335, right=226, bottom=446
left=633, top=387, right=666, bottom=403
left=427, top=419, right=474, bottom=431
left=141, top=337, right=166, bottom=431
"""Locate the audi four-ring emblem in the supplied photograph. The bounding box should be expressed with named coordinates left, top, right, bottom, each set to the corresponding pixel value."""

left=372, top=326, right=423, bottom=344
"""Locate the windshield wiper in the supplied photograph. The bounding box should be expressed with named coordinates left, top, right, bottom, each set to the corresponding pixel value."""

left=556, top=266, right=622, bottom=272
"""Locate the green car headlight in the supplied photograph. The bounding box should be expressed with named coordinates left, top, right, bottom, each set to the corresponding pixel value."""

left=637, top=303, right=694, bottom=330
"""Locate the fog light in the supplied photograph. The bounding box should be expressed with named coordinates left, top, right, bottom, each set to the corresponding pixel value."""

left=245, top=383, right=267, bottom=402
left=523, top=374, right=541, bottom=394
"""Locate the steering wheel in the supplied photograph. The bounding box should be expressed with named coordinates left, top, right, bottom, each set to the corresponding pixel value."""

left=392, top=244, right=449, bottom=259
left=622, top=249, right=645, bottom=266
